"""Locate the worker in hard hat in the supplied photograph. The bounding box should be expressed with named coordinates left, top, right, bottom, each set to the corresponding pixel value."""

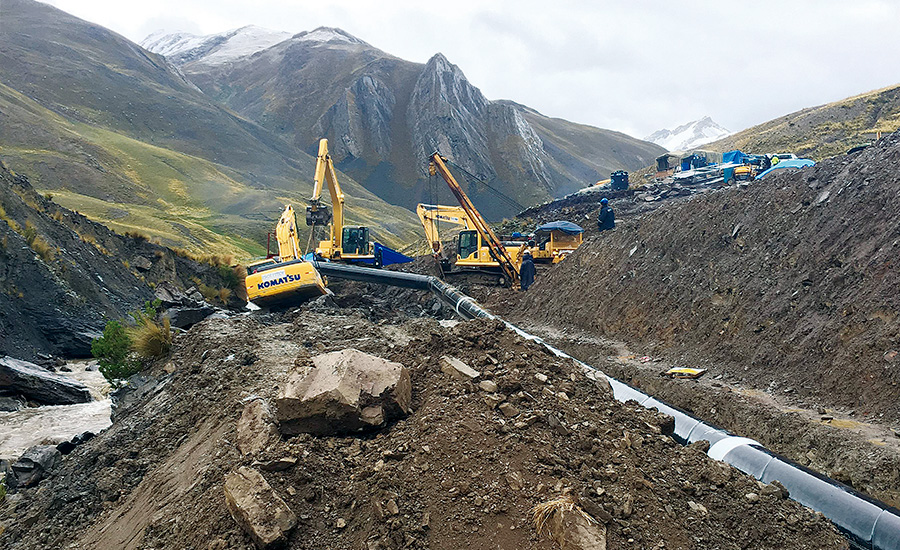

left=597, top=198, right=615, bottom=232
left=520, top=250, right=536, bottom=291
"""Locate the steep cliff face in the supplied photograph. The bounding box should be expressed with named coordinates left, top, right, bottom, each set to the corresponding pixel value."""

left=407, top=54, right=494, bottom=180
left=316, top=74, right=396, bottom=161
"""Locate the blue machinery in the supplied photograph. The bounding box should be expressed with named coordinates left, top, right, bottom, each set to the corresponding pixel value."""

left=312, top=261, right=900, bottom=549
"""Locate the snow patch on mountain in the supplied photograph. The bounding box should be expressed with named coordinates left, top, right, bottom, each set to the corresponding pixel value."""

left=292, top=27, right=369, bottom=47
left=141, top=26, right=291, bottom=66
left=645, top=116, right=731, bottom=151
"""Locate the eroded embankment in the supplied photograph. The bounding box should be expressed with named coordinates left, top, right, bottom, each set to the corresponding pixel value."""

left=516, top=132, right=900, bottom=423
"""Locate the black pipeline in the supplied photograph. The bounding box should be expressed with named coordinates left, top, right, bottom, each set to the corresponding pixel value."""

left=311, top=261, right=900, bottom=550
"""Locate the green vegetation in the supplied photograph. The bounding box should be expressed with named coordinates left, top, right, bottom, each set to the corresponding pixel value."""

left=91, top=300, right=172, bottom=383
left=91, top=319, right=136, bottom=382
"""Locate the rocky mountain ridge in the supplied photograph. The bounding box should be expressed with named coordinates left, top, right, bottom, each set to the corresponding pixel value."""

left=146, top=26, right=664, bottom=219
left=0, top=0, right=421, bottom=255
left=0, top=161, right=237, bottom=361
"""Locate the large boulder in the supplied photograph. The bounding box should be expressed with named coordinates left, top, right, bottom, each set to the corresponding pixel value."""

left=165, top=306, right=216, bottom=329
left=224, top=466, right=296, bottom=549
left=36, top=316, right=101, bottom=358
left=0, top=356, right=92, bottom=405
left=6, top=445, right=62, bottom=491
left=275, top=349, right=411, bottom=436
left=237, top=397, right=279, bottom=457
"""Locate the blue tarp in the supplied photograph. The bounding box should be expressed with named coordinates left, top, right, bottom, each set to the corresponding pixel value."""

left=722, top=150, right=746, bottom=164
left=535, top=221, right=584, bottom=235
left=374, top=242, right=414, bottom=266
left=756, top=158, right=815, bottom=179
left=300, top=242, right=413, bottom=267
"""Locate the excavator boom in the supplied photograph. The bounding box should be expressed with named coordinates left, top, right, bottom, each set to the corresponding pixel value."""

left=428, top=153, right=520, bottom=287
left=416, top=203, right=474, bottom=256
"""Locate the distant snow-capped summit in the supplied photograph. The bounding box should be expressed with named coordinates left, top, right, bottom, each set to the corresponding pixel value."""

left=645, top=116, right=731, bottom=151
left=141, top=25, right=291, bottom=66
left=291, top=27, right=369, bottom=46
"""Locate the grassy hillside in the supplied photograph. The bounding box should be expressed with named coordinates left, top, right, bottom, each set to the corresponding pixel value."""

left=0, top=0, right=420, bottom=258
left=706, top=84, right=900, bottom=159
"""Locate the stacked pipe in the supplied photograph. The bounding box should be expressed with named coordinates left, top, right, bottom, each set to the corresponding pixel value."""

left=310, top=261, right=900, bottom=550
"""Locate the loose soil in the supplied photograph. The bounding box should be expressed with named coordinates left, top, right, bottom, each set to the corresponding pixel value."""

left=509, top=131, right=900, bottom=425
left=0, top=309, right=846, bottom=549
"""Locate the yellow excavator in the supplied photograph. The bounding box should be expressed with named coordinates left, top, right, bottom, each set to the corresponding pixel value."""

left=305, top=138, right=380, bottom=265
left=427, top=153, right=520, bottom=287
left=417, top=203, right=527, bottom=274
left=245, top=205, right=328, bottom=307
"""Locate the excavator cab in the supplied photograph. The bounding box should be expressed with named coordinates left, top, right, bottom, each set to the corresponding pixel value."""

left=457, top=230, right=479, bottom=260
left=341, top=226, right=371, bottom=255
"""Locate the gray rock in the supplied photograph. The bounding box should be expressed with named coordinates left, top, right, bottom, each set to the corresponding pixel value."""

left=37, top=317, right=101, bottom=358
left=0, top=356, right=92, bottom=405
left=224, top=466, right=296, bottom=549
left=237, top=398, right=278, bottom=457
left=7, top=445, right=62, bottom=490
left=0, top=395, right=23, bottom=412
left=165, top=306, right=215, bottom=329
left=276, top=349, right=411, bottom=436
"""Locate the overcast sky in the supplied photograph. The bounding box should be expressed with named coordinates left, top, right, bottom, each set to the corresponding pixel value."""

left=41, top=0, right=900, bottom=139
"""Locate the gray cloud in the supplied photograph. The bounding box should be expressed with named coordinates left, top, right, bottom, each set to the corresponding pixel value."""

left=47, top=0, right=900, bottom=138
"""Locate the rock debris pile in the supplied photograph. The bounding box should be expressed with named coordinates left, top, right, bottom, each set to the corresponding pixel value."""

left=0, top=308, right=846, bottom=549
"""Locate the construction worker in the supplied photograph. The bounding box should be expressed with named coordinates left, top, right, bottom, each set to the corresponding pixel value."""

left=520, top=250, right=536, bottom=291
left=597, top=198, right=615, bottom=232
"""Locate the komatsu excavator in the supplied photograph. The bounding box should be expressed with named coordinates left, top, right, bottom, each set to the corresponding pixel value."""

left=306, top=138, right=380, bottom=265
left=417, top=203, right=527, bottom=276
left=245, top=205, right=328, bottom=307
left=427, top=153, right=520, bottom=287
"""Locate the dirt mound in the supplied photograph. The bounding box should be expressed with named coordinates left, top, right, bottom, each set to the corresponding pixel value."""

left=515, top=131, right=900, bottom=424
left=0, top=308, right=846, bottom=549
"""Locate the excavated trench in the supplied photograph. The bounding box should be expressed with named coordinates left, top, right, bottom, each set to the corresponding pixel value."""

left=314, top=262, right=900, bottom=550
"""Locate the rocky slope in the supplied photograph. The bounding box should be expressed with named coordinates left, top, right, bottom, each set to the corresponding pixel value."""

left=0, top=0, right=420, bottom=254
left=0, top=161, right=238, bottom=361
left=516, top=131, right=900, bottom=424
left=0, top=311, right=846, bottom=549
left=706, top=84, right=900, bottom=159
left=148, top=27, right=664, bottom=219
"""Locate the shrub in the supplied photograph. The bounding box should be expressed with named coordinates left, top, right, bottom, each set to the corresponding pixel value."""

left=30, top=236, right=55, bottom=262
left=91, top=319, right=138, bottom=382
left=23, top=222, right=37, bottom=246
left=218, top=264, right=241, bottom=290
left=198, top=283, right=218, bottom=302
left=218, top=287, right=231, bottom=303
left=92, top=300, right=169, bottom=383
left=129, top=316, right=172, bottom=359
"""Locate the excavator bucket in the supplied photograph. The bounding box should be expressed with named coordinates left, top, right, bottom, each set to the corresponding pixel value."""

left=306, top=205, right=332, bottom=226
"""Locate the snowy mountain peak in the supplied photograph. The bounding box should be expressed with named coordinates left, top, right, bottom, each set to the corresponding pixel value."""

left=645, top=116, right=731, bottom=152
left=292, top=27, right=368, bottom=46
left=141, top=26, right=291, bottom=66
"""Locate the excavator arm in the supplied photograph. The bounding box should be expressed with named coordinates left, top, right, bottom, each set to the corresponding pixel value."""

left=306, top=139, right=345, bottom=252
left=428, top=153, right=520, bottom=287
left=274, top=205, right=301, bottom=261
left=416, top=203, right=474, bottom=257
